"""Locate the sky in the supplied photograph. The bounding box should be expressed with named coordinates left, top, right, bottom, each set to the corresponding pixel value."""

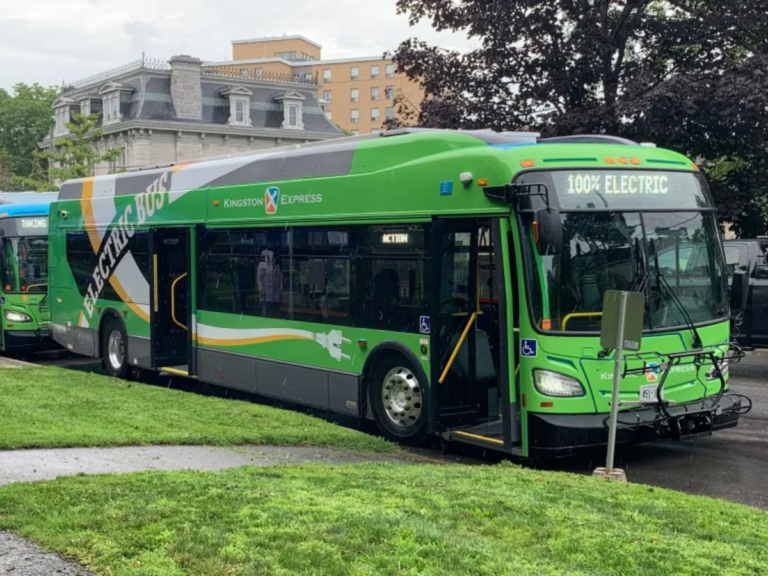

left=0, top=0, right=475, bottom=90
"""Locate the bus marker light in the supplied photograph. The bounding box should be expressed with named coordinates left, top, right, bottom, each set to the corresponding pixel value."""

left=0, top=213, right=6, bottom=217
left=692, top=163, right=699, bottom=171
left=213, top=200, right=220, bottom=206
left=605, top=158, right=616, bottom=164
left=618, top=157, right=629, bottom=165
left=357, top=339, right=368, bottom=349
left=532, top=221, right=539, bottom=242
left=522, top=394, right=527, bottom=407
left=521, top=160, right=536, bottom=168
left=630, top=158, right=641, bottom=165
left=477, top=178, right=489, bottom=186
left=420, top=344, right=428, bottom=355
left=541, top=401, right=554, bottom=408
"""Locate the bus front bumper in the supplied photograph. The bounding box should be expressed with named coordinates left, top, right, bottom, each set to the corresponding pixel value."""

left=3, top=329, right=58, bottom=352
left=527, top=393, right=743, bottom=457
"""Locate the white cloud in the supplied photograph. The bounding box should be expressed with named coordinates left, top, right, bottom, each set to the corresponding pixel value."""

left=0, top=0, right=475, bottom=90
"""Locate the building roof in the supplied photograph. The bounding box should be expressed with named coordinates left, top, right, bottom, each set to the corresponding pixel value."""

left=204, top=55, right=390, bottom=68
left=231, top=35, right=323, bottom=49
left=55, top=61, right=339, bottom=137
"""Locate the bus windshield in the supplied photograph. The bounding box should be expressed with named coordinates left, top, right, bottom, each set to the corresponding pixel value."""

left=526, top=211, right=728, bottom=333
left=1, top=236, right=49, bottom=294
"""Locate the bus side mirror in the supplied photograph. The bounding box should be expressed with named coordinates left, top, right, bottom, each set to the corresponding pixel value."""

left=534, top=207, right=562, bottom=256
left=730, top=270, right=750, bottom=312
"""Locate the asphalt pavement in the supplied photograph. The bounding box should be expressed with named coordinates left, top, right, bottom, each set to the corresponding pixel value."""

left=559, top=353, right=768, bottom=509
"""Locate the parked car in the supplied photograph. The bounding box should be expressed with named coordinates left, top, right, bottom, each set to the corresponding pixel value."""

left=725, top=238, right=768, bottom=348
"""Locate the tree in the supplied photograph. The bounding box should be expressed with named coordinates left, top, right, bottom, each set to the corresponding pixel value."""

left=388, top=0, right=768, bottom=235
left=19, top=114, right=122, bottom=191
left=0, top=83, right=58, bottom=185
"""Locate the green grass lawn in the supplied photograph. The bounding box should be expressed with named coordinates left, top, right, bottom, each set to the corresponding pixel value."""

left=0, top=367, right=392, bottom=452
left=0, top=463, right=765, bottom=575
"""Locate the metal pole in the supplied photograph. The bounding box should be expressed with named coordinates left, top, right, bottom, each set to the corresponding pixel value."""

left=606, top=290, right=628, bottom=473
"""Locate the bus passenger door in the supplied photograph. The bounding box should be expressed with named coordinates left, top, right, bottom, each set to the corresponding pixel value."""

left=150, top=227, right=194, bottom=374
left=430, top=219, right=489, bottom=429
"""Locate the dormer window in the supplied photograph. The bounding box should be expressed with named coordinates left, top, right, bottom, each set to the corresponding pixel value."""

left=98, top=82, right=133, bottom=126
left=80, top=98, right=91, bottom=119
left=274, top=90, right=306, bottom=131
left=51, top=96, right=76, bottom=136
left=220, top=85, right=253, bottom=127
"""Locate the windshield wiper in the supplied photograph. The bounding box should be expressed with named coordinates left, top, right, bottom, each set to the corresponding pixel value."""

left=650, top=239, right=703, bottom=349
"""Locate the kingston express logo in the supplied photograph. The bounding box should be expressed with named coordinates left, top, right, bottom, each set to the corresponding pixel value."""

left=265, top=187, right=279, bottom=215
left=223, top=187, right=323, bottom=212
left=646, top=362, right=661, bottom=383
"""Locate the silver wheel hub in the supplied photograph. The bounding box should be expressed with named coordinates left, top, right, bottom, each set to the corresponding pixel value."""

left=382, top=367, right=422, bottom=428
left=107, top=329, right=124, bottom=370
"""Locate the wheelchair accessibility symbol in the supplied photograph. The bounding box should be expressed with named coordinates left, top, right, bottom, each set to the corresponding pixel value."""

left=521, top=339, right=538, bottom=358
left=420, top=316, right=430, bottom=334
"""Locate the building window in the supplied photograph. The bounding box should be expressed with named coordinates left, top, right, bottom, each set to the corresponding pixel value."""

left=371, top=129, right=381, bottom=135
left=386, top=107, right=394, bottom=119
left=326, top=110, right=332, bottom=120
left=235, top=100, right=246, bottom=124
left=371, top=87, right=380, bottom=101
left=385, top=86, right=395, bottom=100
left=255, top=68, right=263, bottom=77
left=351, top=130, right=360, bottom=136
left=350, top=89, right=359, bottom=103
left=288, top=105, right=299, bottom=128
left=385, top=64, right=395, bottom=78
left=323, top=90, right=332, bottom=103
left=371, top=108, right=380, bottom=122
left=350, top=66, right=359, bottom=80
left=351, top=109, right=359, bottom=123
left=80, top=100, right=91, bottom=119
left=323, top=69, right=332, bottom=82
left=54, top=107, right=70, bottom=136
left=371, top=65, right=380, bottom=79
left=103, top=93, right=121, bottom=125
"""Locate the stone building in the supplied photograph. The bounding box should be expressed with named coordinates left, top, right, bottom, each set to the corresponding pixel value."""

left=42, top=54, right=341, bottom=175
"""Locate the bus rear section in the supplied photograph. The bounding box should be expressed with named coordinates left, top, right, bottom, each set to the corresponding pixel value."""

left=0, top=203, right=57, bottom=353
left=46, top=129, right=747, bottom=458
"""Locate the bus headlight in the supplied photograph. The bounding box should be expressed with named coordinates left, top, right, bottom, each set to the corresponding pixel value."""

left=533, top=370, right=585, bottom=397
left=5, top=310, right=32, bottom=323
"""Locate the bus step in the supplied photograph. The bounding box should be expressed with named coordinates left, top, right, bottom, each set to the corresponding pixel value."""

left=447, top=429, right=510, bottom=452
left=159, top=365, right=194, bottom=378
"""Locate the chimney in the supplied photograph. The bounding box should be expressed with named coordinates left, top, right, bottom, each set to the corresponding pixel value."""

left=169, top=55, right=203, bottom=121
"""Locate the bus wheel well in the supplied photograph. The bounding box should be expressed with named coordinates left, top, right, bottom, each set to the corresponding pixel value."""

left=97, top=309, right=124, bottom=358
left=361, top=342, right=428, bottom=421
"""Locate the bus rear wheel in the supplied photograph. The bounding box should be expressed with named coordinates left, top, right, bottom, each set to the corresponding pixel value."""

left=370, top=355, right=428, bottom=443
left=102, top=318, right=129, bottom=379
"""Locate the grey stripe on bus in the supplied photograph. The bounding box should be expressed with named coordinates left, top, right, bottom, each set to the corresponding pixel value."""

left=197, top=348, right=358, bottom=415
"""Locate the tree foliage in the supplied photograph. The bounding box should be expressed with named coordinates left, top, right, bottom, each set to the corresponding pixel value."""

left=0, top=83, right=58, bottom=184
left=19, top=114, right=122, bottom=192
left=388, top=0, right=768, bottom=236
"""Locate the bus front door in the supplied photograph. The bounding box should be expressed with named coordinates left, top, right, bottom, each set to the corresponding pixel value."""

left=150, top=227, right=193, bottom=374
left=430, top=219, right=491, bottom=429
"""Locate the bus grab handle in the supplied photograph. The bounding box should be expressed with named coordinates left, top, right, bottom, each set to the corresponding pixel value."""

left=171, top=273, right=188, bottom=331
left=439, top=312, right=477, bottom=384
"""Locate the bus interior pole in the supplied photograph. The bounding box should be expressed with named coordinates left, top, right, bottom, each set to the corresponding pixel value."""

left=605, top=291, right=628, bottom=474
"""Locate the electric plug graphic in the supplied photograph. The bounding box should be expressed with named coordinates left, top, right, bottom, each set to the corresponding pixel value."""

left=315, top=329, right=351, bottom=361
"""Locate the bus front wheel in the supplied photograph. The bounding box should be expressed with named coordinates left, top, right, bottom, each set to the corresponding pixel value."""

left=370, top=355, right=428, bottom=443
left=101, top=318, right=129, bottom=379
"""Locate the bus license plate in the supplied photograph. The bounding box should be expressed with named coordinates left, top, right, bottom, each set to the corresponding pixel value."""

left=639, top=384, right=661, bottom=403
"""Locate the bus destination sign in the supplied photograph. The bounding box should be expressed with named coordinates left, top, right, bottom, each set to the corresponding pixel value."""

left=0, top=216, right=49, bottom=237
left=541, top=170, right=712, bottom=211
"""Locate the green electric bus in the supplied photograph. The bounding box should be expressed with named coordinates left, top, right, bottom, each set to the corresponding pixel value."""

left=0, top=201, right=56, bottom=352
left=48, top=129, right=748, bottom=457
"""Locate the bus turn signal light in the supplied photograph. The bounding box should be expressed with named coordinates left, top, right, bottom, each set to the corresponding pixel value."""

left=477, top=178, right=489, bottom=186
left=541, top=319, right=551, bottom=330
left=521, top=160, right=536, bottom=168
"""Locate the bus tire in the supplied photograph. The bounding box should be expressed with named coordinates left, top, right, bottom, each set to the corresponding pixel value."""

left=369, top=354, right=428, bottom=443
left=101, top=317, right=129, bottom=379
